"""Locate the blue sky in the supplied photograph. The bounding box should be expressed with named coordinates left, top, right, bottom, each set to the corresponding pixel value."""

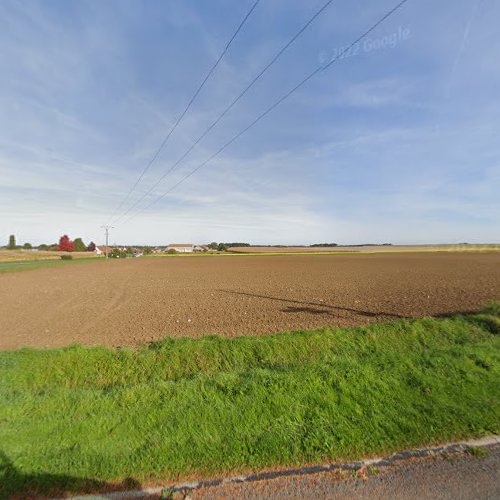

left=0, top=0, right=498, bottom=246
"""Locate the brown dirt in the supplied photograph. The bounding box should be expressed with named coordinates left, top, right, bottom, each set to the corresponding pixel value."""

left=1, top=252, right=500, bottom=350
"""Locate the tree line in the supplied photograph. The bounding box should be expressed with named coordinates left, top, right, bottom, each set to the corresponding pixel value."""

left=4, top=234, right=96, bottom=252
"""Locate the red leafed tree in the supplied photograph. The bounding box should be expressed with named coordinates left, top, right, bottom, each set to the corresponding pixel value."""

left=58, top=235, right=75, bottom=252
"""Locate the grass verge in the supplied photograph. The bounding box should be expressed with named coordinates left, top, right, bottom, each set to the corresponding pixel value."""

left=0, top=257, right=104, bottom=274
left=1, top=305, right=499, bottom=497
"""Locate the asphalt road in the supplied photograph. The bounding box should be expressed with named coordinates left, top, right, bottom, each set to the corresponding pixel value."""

left=190, top=445, right=500, bottom=499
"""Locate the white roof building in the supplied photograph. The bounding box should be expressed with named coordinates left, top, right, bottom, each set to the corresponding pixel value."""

left=167, top=244, right=194, bottom=253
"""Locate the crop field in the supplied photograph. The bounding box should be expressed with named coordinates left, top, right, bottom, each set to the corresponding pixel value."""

left=1, top=252, right=500, bottom=350
left=229, top=244, right=500, bottom=254
left=0, top=249, right=98, bottom=263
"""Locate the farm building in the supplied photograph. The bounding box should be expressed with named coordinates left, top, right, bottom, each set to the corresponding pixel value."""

left=95, top=245, right=112, bottom=256
left=167, top=244, right=194, bottom=253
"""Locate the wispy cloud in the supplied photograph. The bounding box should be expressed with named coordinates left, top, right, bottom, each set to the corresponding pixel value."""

left=0, top=0, right=499, bottom=245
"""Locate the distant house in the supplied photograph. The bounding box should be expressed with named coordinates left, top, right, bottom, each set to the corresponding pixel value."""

left=167, top=243, right=194, bottom=253
left=131, top=248, right=143, bottom=257
left=95, top=245, right=112, bottom=256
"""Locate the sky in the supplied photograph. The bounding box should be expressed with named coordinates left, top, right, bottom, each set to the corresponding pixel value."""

left=0, top=0, right=499, bottom=246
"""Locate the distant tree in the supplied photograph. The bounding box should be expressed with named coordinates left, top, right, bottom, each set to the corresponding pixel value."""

left=208, top=242, right=218, bottom=250
left=38, top=244, right=49, bottom=251
left=143, top=246, right=153, bottom=255
left=58, top=235, right=75, bottom=252
left=7, top=234, right=16, bottom=250
left=167, top=249, right=177, bottom=255
left=224, top=242, right=250, bottom=248
left=87, top=241, right=96, bottom=252
left=73, top=238, right=86, bottom=252
left=217, top=243, right=228, bottom=252
left=110, top=248, right=127, bottom=259
left=22, top=242, right=32, bottom=249
left=310, top=243, right=338, bottom=248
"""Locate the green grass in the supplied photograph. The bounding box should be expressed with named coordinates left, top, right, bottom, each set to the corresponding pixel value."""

left=1, top=306, right=500, bottom=497
left=0, top=257, right=105, bottom=274
left=466, top=446, right=490, bottom=457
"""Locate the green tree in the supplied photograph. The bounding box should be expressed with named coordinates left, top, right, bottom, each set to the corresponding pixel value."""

left=7, top=235, right=16, bottom=250
left=143, top=246, right=153, bottom=255
left=73, top=238, right=86, bottom=252
left=110, top=248, right=127, bottom=259
left=208, top=242, right=218, bottom=250
left=217, top=243, right=228, bottom=252
left=22, top=243, right=32, bottom=249
left=38, top=244, right=49, bottom=251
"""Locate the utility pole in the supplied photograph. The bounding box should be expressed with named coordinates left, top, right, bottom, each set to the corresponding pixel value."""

left=100, top=225, right=114, bottom=259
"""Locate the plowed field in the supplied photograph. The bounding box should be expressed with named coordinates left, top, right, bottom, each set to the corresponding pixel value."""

left=1, top=252, right=500, bottom=350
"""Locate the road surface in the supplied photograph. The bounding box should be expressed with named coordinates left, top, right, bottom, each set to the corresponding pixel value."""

left=189, top=445, right=500, bottom=499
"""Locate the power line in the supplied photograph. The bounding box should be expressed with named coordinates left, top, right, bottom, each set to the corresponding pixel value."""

left=106, top=0, right=261, bottom=223
left=112, top=0, right=337, bottom=224
left=121, top=0, right=411, bottom=224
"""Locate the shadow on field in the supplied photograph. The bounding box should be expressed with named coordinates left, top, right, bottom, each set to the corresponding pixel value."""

left=0, top=450, right=141, bottom=498
left=221, top=289, right=406, bottom=319
left=283, top=306, right=330, bottom=315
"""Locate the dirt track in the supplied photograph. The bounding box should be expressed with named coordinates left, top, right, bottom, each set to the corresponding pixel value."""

left=1, top=253, right=500, bottom=350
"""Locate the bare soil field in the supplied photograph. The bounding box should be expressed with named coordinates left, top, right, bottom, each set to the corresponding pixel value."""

left=1, top=252, right=500, bottom=350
